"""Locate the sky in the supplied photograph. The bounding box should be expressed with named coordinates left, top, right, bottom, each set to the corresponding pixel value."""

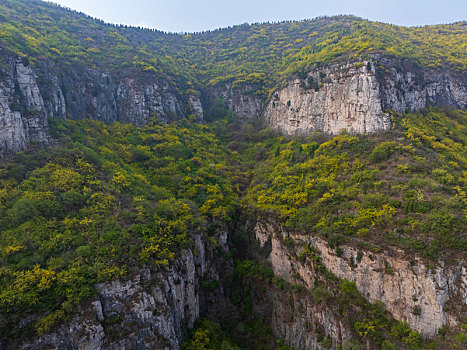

left=50, top=0, right=467, bottom=33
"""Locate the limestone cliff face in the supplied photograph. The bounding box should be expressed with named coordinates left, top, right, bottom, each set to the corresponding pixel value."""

left=255, top=222, right=467, bottom=339
left=249, top=281, right=352, bottom=349
left=265, top=62, right=392, bottom=135
left=0, top=55, right=50, bottom=153
left=39, top=63, right=196, bottom=125
left=206, top=83, right=263, bottom=120
left=0, top=50, right=201, bottom=154
left=12, top=232, right=230, bottom=350
left=264, top=58, right=466, bottom=135
left=377, top=57, right=467, bottom=113
left=2, top=49, right=466, bottom=154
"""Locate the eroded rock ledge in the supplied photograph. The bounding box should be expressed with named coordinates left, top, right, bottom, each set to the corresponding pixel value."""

left=13, top=231, right=230, bottom=350
left=255, top=221, right=467, bottom=338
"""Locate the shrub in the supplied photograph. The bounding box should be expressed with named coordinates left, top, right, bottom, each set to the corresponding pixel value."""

left=321, top=335, right=332, bottom=349
left=342, top=340, right=364, bottom=350
left=76, top=245, right=92, bottom=258
left=62, top=190, right=85, bottom=208
left=454, top=332, right=467, bottom=346
left=313, top=284, right=331, bottom=303
left=340, top=279, right=361, bottom=305
left=412, top=305, right=421, bottom=316
left=389, top=322, right=421, bottom=347
left=336, top=247, right=344, bottom=257
left=381, top=340, right=396, bottom=350
left=369, top=141, right=399, bottom=163
left=12, top=198, right=39, bottom=221
left=432, top=168, right=455, bottom=185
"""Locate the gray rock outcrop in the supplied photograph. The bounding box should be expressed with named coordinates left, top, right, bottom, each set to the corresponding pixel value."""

left=0, top=56, right=50, bottom=153
left=265, top=62, right=392, bottom=135
left=1, top=49, right=466, bottom=154
left=205, top=82, right=263, bottom=120
left=255, top=222, right=467, bottom=339
left=14, top=231, right=230, bottom=350
left=0, top=50, right=194, bottom=154
left=264, top=57, right=467, bottom=135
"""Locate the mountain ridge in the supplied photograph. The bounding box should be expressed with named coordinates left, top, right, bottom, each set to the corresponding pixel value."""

left=0, top=0, right=465, bottom=154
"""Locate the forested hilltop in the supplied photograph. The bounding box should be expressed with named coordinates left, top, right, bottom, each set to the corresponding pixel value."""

left=0, top=1, right=466, bottom=349
left=0, top=0, right=465, bottom=96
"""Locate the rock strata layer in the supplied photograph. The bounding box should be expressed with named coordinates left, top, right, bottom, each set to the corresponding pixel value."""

left=0, top=50, right=200, bottom=154
left=1, top=51, right=466, bottom=154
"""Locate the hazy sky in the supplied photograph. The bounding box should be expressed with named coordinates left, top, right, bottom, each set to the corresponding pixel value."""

left=50, top=0, right=467, bottom=33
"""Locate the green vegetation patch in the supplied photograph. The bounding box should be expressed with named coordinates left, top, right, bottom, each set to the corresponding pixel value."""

left=0, top=116, right=236, bottom=338
left=244, top=108, right=467, bottom=259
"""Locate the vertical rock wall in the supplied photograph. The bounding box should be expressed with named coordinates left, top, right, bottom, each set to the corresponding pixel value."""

left=1, top=51, right=466, bottom=154
left=12, top=231, right=231, bottom=350
left=254, top=222, right=467, bottom=338
left=264, top=58, right=467, bottom=135
left=0, top=56, right=50, bottom=154
left=205, top=83, right=263, bottom=121
left=265, top=62, right=392, bottom=135
left=0, top=51, right=200, bottom=155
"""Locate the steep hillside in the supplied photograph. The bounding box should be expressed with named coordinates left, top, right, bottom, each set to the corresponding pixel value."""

left=0, top=0, right=465, bottom=154
left=0, top=117, right=236, bottom=347
left=1, top=108, right=466, bottom=349
left=0, top=1, right=466, bottom=349
left=1, top=0, right=466, bottom=89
